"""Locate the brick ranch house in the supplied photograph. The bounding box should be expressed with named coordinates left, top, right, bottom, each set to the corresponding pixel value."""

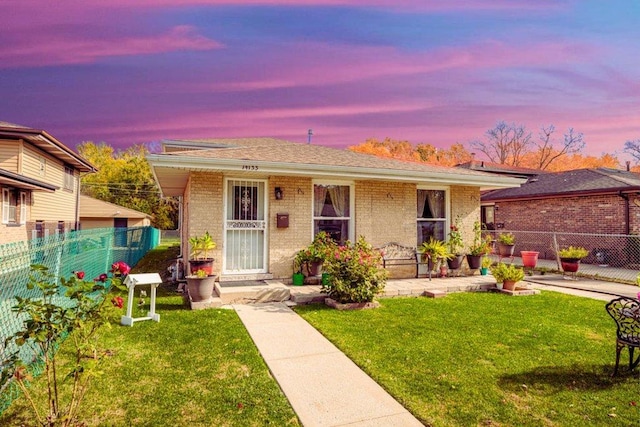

left=482, top=167, right=640, bottom=265
left=148, top=138, right=523, bottom=281
left=1, top=122, right=95, bottom=243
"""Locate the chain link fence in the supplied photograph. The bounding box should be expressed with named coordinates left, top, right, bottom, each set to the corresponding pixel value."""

left=0, top=226, right=159, bottom=413
left=486, top=230, right=640, bottom=283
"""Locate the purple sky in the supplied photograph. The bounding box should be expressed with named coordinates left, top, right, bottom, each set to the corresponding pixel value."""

left=2, top=1, right=640, bottom=157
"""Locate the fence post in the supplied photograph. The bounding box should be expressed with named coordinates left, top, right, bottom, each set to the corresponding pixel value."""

left=552, top=232, right=561, bottom=270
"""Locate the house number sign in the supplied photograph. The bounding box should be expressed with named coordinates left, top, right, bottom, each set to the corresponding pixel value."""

left=241, top=165, right=259, bottom=171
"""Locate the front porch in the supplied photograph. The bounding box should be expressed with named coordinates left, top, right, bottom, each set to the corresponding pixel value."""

left=187, top=274, right=538, bottom=308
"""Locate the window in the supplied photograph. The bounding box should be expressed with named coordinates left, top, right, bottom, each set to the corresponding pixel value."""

left=481, top=205, right=495, bottom=230
left=64, top=166, right=74, bottom=191
left=3, top=189, right=27, bottom=225
left=417, top=189, right=447, bottom=245
left=313, top=183, right=351, bottom=244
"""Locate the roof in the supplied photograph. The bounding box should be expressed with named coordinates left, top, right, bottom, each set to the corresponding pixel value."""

left=0, top=168, right=58, bottom=192
left=149, top=138, right=525, bottom=197
left=79, top=195, right=151, bottom=219
left=482, top=168, right=640, bottom=201
left=456, top=160, right=543, bottom=178
left=0, top=122, right=95, bottom=173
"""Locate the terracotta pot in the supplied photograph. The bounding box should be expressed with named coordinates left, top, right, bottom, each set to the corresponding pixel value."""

left=503, top=280, right=518, bottom=291
left=521, top=251, right=539, bottom=268
left=186, top=275, right=216, bottom=302
left=560, top=257, right=581, bottom=273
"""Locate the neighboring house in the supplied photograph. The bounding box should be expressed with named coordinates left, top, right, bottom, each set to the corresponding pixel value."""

left=148, top=138, right=523, bottom=280
left=481, top=167, right=640, bottom=235
left=0, top=122, right=95, bottom=243
left=79, top=195, right=151, bottom=230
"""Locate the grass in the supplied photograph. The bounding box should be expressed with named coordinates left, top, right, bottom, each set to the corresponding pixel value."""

left=295, top=293, right=640, bottom=426
left=0, top=243, right=299, bottom=426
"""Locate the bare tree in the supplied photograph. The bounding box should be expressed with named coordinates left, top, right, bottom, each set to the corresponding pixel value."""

left=469, top=121, right=532, bottom=166
left=534, top=125, right=585, bottom=170
left=624, top=139, right=640, bottom=163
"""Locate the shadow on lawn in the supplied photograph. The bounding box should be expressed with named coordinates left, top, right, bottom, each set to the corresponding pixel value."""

left=498, top=364, right=635, bottom=392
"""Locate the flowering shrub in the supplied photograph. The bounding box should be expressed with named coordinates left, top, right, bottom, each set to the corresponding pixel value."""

left=294, top=231, right=338, bottom=273
left=321, top=236, right=388, bottom=303
left=1, top=262, right=129, bottom=427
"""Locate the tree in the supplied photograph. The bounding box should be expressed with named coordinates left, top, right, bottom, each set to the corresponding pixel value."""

left=349, top=138, right=419, bottom=161
left=532, top=125, right=585, bottom=170
left=469, top=121, right=532, bottom=166
left=624, top=139, right=640, bottom=163
left=78, top=142, right=177, bottom=229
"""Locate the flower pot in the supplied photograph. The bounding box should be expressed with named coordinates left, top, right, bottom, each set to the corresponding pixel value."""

left=496, top=282, right=504, bottom=290
left=321, top=272, right=331, bottom=286
left=305, top=261, right=323, bottom=277
left=292, top=272, right=304, bottom=286
left=186, top=275, right=216, bottom=302
left=498, top=243, right=515, bottom=257
left=189, top=258, right=214, bottom=276
left=521, top=251, right=539, bottom=268
left=503, top=280, right=518, bottom=291
left=466, top=254, right=482, bottom=270
left=447, top=255, right=464, bottom=270
left=480, top=267, right=488, bottom=275
left=560, top=257, right=581, bottom=273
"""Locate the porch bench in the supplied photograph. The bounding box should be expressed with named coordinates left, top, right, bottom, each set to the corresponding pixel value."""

left=378, top=242, right=430, bottom=279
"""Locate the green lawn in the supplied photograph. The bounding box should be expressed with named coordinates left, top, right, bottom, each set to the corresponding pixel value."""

left=296, top=293, right=639, bottom=426
left=0, top=244, right=299, bottom=426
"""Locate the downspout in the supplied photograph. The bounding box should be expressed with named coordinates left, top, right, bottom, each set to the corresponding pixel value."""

left=619, top=191, right=630, bottom=235
left=75, top=172, right=81, bottom=230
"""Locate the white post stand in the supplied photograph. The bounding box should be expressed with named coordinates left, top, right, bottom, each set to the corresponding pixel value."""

left=120, top=273, right=162, bottom=326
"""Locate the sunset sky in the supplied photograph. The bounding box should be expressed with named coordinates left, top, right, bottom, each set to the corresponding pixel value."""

left=2, top=1, right=640, bottom=157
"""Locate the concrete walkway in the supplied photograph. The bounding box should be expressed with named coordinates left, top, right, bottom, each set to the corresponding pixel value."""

left=234, top=302, right=424, bottom=427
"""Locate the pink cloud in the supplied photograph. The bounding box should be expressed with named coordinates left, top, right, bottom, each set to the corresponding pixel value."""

left=0, top=25, right=222, bottom=68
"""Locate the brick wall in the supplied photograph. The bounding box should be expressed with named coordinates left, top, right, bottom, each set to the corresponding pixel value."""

left=450, top=185, right=481, bottom=249
left=494, top=194, right=628, bottom=234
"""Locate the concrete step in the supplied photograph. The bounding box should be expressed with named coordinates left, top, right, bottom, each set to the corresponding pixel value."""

left=215, top=281, right=290, bottom=304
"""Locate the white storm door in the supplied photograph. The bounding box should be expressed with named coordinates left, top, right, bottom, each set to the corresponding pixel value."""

left=223, top=179, right=267, bottom=274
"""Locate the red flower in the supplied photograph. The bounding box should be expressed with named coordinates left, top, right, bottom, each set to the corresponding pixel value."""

left=111, top=296, right=124, bottom=308
left=75, top=271, right=85, bottom=280
left=95, top=273, right=109, bottom=283
left=111, top=261, right=131, bottom=276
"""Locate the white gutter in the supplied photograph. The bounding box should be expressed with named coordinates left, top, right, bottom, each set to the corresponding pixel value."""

left=147, top=154, right=525, bottom=188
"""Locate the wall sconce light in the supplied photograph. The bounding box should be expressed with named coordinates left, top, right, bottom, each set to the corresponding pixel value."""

left=275, top=187, right=283, bottom=200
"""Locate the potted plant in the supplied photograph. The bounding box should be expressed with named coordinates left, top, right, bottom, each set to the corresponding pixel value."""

left=188, top=231, right=216, bottom=275
left=292, top=255, right=305, bottom=286
left=490, top=262, right=525, bottom=291
left=186, top=268, right=216, bottom=303
left=295, top=231, right=337, bottom=277
left=558, top=246, right=589, bottom=273
left=497, top=232, right=515, bottom=257
left=466, top=221, right=491, bottom=269
left=447, top=219, right=465, bottom=270
left=480, top=255, right=492, bottom=275
left=419, top=237, right=452, bottom=272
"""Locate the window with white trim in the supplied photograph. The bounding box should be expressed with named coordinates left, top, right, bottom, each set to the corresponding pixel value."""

left=313, top=183, right=351, bottom=244
left=2, top=188, right=19, bottom=224
left=417, top=189, right=447, bottom=245
left=64, top=166, right=74, bottom=191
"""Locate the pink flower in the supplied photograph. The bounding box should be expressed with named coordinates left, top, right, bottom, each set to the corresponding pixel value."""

left=111, top=261, right=131, bottom=276
left=111, top=296, right=124, bottom=308
left=637, top=292, right=640, bottom=301
left=74, top=271, right=85, bottom=280
left=95, top=273, right=108, bottom=283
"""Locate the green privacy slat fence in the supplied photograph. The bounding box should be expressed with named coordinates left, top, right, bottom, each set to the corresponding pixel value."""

left=0, top=226, right=159, bottom=414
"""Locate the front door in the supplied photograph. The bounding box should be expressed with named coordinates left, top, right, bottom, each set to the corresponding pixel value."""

left=223, top=179, right=267, bottom=274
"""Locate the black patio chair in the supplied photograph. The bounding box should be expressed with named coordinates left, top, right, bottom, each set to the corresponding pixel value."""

left=605, top=296, right=640, bottom=375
